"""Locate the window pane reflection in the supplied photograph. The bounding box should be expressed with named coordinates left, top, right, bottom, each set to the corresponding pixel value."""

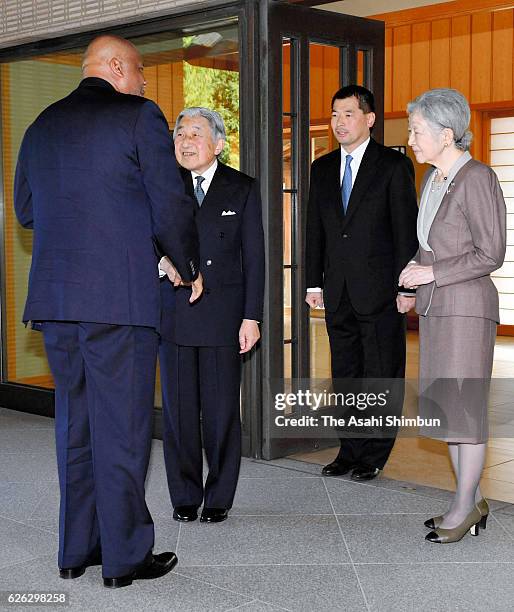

left=1, top=20, right=240, bottom=391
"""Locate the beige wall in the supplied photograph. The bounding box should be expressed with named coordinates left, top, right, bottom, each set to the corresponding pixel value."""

left=384, top=117, right=408, bottom=148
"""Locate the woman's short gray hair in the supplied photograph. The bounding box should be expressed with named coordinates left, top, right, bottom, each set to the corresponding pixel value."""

left=407, top=88, right=472, bottom=151
left=173, top=107, right=227, bottom=143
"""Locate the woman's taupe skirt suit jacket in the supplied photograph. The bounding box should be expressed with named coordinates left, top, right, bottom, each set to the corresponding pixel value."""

left=415, top=158, right=506, bottom=443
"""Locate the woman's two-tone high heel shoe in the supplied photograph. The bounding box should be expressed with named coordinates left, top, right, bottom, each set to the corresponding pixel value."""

left=424, top=498, right=489, bottom=530
left=476, top=497, right=489, bottom=530
left=425, top=506, right=482, bottom=543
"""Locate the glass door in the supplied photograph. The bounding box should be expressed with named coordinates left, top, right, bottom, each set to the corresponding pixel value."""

left=261, top=1, right=384, bottom=459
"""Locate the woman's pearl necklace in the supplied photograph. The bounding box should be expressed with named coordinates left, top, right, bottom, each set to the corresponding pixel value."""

left=430, top=169, right=448, bottom=193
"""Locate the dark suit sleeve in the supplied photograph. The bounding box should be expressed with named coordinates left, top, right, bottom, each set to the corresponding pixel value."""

left=305, top=160, right=325, bottom=289
left=134, top=100, right=199, bottom=282
left=388, top=154, right=419, bottom=295
left=241, top=179, right=265, bottom=321
left=14, top=131, right=34, bottom=229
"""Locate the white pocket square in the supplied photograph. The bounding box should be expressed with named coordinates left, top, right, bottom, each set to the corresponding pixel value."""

left=221, top=210, right=237, bottom=216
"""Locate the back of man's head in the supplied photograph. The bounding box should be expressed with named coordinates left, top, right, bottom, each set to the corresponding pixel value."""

left=82, top=35, right=145, bottom=96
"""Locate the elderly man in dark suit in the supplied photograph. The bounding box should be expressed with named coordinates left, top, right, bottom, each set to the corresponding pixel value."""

left=159, top=107, right=264, bottom=524
left=305, top=85, right=418, bottom=481
left=14, top=35, right=201, bottom=588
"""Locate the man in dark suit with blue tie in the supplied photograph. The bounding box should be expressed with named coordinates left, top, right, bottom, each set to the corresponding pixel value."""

left=305, top=85, right=418, bottom=481
left=159, top=107, right=264, bottom=524
left=14, top=35, right=201, bottom=588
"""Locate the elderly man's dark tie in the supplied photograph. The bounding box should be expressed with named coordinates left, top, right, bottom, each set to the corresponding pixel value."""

left=341, top=154, right=353, bottom=214
left=194, top=175, right=205, bottom=206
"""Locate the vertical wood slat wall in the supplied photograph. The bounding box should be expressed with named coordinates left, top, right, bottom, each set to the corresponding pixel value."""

left=381, top=5, right=514, bottom=115
left=144, top=56, right=238, bottom=127
left=144, top=63, right=184, bottom=127
left=282, top=44, right=340, bottom=125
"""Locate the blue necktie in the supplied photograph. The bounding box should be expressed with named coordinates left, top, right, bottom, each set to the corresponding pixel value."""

left=341, top=154, right=353, bottom=214
left=194, top=175, right=205, bottom=206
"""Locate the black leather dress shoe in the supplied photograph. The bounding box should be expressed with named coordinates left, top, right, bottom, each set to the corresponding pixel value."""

left=173, top=505, right=198, bottom=522
left=200, top=508, right=228, bottom=523
left=59, top=551, right=102, bottom=579
left=59, top=566, right=87, bottom=580
left=321, top=459, right=354, bottom=476
left=351, top=466, right=380, bottom=481
left=103, top=552, right=178, bottom=589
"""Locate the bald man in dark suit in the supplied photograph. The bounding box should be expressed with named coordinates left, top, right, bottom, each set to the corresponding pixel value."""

left=14, top=35, right=201, bottom=588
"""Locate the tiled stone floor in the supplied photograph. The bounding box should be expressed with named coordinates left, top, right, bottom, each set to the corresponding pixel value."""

left=294, top=329, right=514, bottom=504
left=1, top=407, right=513, bottom=611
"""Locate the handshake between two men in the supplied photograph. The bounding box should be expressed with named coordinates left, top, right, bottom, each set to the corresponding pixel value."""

left=160, top=256, right=204, bottom=303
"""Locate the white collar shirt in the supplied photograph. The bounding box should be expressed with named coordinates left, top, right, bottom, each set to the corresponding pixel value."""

left=307, top=137, right=370, bottom=293
left=339, top=137, right=370, bottom=187
left=191, top=158, right=218, bottom=195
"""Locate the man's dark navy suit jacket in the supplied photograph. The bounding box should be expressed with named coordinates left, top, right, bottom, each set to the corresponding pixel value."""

left=14, top=77, right=199, bottom=331
left=160, top=162, right=264, bottom=346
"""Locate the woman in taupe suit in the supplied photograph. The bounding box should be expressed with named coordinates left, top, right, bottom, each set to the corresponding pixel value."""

left=399, top=88, right=506, bottom=544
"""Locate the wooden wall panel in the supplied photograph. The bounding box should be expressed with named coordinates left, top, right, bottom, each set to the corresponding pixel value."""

left=144, top=65, right=158, bottom=105
left=282, top=43, right=340, bottom=123
left=310, top=44, right=324, bottom=120
left=323, top=46, right=339, bottom=114
left=384, top=28, right=393, bottom=113
left=470, top=109, right=484, bottom=159
left=143, top=63, right=185, bottom=126
left=171, top=62, right=184, bottom=121
left=492, top=9, right=513, bottom=102
left=450, top=15, right=471, bottom=98
left=157, top=64, right=173, bottom=122
left=357, top=50, right=364, bottom=86
left=373, top=0, right=514, bottom=27
left=411, top=22, right=430, bottom=99
left=383, top=3, right=514, bottom=114
left=471, top=11, right=492, bottom=103
left=282, top=44, right=339, bottom=122
left=430, top=19, right=451, bottom=88
left=392, top=25, right=412, bottom=112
